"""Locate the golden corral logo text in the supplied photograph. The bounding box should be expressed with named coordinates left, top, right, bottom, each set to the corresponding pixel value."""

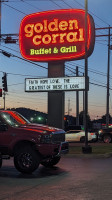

left=19, top=9, right=95, bottom=62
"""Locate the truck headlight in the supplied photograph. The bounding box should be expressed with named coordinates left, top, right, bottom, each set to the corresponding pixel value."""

left=40, top=134, right=52, bottom=144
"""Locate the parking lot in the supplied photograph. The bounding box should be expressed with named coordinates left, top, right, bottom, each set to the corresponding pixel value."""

left=0, top=150, right=112, bottom=200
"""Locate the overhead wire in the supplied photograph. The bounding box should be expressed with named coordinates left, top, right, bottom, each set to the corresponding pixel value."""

left=73, top=0, right=110, bottom=26
left=4, top=0, right=110, bottom=26
left=49, top=0, right=63, bottom=9
left=3, top=2, right=27, bottom=15
left=66, top=62, right=112, bottom=79
left=19, top=0, right=43, bottom=11
left=0, top=48, right=48, bottom=70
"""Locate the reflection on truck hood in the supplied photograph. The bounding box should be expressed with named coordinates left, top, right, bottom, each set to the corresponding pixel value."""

left=20, top=123, right=63, bottom=133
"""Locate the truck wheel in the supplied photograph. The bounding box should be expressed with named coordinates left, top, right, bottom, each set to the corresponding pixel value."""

left=41, top=156, right=61, bottom=168
left=103, top=134, right=112, bottom=143
left=14, top=145, right=40, bottom=174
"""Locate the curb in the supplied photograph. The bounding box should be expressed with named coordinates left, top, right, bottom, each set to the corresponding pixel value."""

left=62, top=152, right=112, bottom=158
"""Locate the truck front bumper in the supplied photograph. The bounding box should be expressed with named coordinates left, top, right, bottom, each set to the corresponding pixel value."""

left=36, top=141, right=69, bottom=157
left=57, top=141, right=69, bottom=156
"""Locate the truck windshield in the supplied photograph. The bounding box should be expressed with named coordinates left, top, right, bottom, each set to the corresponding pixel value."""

left=0, top=111, right=30, bottom=127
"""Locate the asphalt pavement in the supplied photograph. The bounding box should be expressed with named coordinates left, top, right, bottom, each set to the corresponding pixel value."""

left=0, top=150, right=112, bottom=200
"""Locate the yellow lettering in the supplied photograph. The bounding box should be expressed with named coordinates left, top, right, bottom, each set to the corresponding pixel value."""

left=60, top=33, right=66, bottom=43
left=59, top=20, right=68, bottom=31
left=79, top=28, right=84, bottom=41
left=43, top=20, right=48, bottom=32
left=42, top=34, right=51, bottom=44
left=48, top=19, right=58, bottom=32
left=34, top=23, right=43, bottom=33
left=52, top=33, right=59, bottom=43
left=24, top=24, right=34, bottom=37
left=67, top=32, right=78, bottom=42
left=60, top=46, right=77, bottom=53
left=30, top=49, right=34, bottom=55
left=69, top=20, right=78, bottom=30
left=33, top=35, right=41, bottom=45
left=30, top=48, right=52, bottom=55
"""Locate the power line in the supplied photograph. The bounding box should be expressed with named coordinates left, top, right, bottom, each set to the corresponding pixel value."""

left=4, top=0, right=110, bottom=27
left=3, top=44, right=108, bottom=81
left=20, top=0, right=43, bottom=11
left=96, top=41, right=107, bottom=46
left=0, top=70, right=40, bottom=77
left=3, top=2, right=27, bottom=14
left=73, top=0, right=109, bottom=26
left=65, top=67, right=111, bottom=90
left=66, top=62, right=112, bottom=79
left=61, top=0, right=73, bottom=8
left=0, top=48, right=48, bottom=70
left=49, top=0, right=63, bottom=9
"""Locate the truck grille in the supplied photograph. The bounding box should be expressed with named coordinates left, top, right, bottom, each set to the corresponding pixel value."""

left=52, top=132, right=65, bottom=144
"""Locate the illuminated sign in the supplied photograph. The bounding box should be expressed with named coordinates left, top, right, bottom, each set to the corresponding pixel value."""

left=19, top=9, right=95, bottom=62
left=25, top=77, right=87, bottom=92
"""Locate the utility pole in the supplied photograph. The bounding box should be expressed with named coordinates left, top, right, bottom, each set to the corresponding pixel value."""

left=68, top=98, right=70, bottom=116
left=3, top=92, right=5, bottom=110
left=0, top=0, right=1, bottom=43
left=83, top=0, right=88, bottom=148
left=96, top=26, right=112, bottom=128
left=82, top=0, right=92, bottom=153
left=83, top=73, right=85, bottom=127
left=106, top=26, right=110, bottom=128
left=76, top=66, right=79, bottom=125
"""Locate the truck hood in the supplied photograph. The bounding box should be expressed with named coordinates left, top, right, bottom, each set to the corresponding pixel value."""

left=19, top=123, right=63, bottom=133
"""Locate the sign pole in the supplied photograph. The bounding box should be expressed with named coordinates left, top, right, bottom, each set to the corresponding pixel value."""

left=48, top=62, right=65, bottom=129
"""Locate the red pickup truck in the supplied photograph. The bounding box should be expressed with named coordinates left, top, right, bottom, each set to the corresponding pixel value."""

left=0, top=110, right=69, bottom=174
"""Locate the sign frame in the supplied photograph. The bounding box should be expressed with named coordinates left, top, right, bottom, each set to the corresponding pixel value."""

left=25, top=76, right=89, bottom=92
left=19, top=9, right=95, bottom=62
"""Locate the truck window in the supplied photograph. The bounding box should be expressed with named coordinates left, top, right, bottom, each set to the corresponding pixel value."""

left=0, top=112, right=29, bottom=127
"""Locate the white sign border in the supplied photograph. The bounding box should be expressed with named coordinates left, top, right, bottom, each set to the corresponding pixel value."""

left=25, top=76, right=88, bottom=92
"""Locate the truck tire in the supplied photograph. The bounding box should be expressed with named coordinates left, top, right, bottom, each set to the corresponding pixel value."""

left=41, top=156, right=61, bottom=168
left=14, top=145, right=40, bottom=174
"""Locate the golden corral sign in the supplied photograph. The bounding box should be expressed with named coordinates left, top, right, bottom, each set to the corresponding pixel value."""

left=25, top=77, right=87, bottom=92
left=19, top=9, right=95, bottom=62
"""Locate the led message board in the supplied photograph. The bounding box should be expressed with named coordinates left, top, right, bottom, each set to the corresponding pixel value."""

left=25, top=77, right=86, bottom=92
left=19, top=9, right=95, bottom=62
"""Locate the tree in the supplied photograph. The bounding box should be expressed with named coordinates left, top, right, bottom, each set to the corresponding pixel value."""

left=101, top=114, right=111, bottom=124
left=79, top=111, right=91, bottom=128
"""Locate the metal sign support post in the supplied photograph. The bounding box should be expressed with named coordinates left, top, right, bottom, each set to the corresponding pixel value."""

left=82, top=0, right=92, bottom=153
left=48, top=62, right=65, bottom=129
